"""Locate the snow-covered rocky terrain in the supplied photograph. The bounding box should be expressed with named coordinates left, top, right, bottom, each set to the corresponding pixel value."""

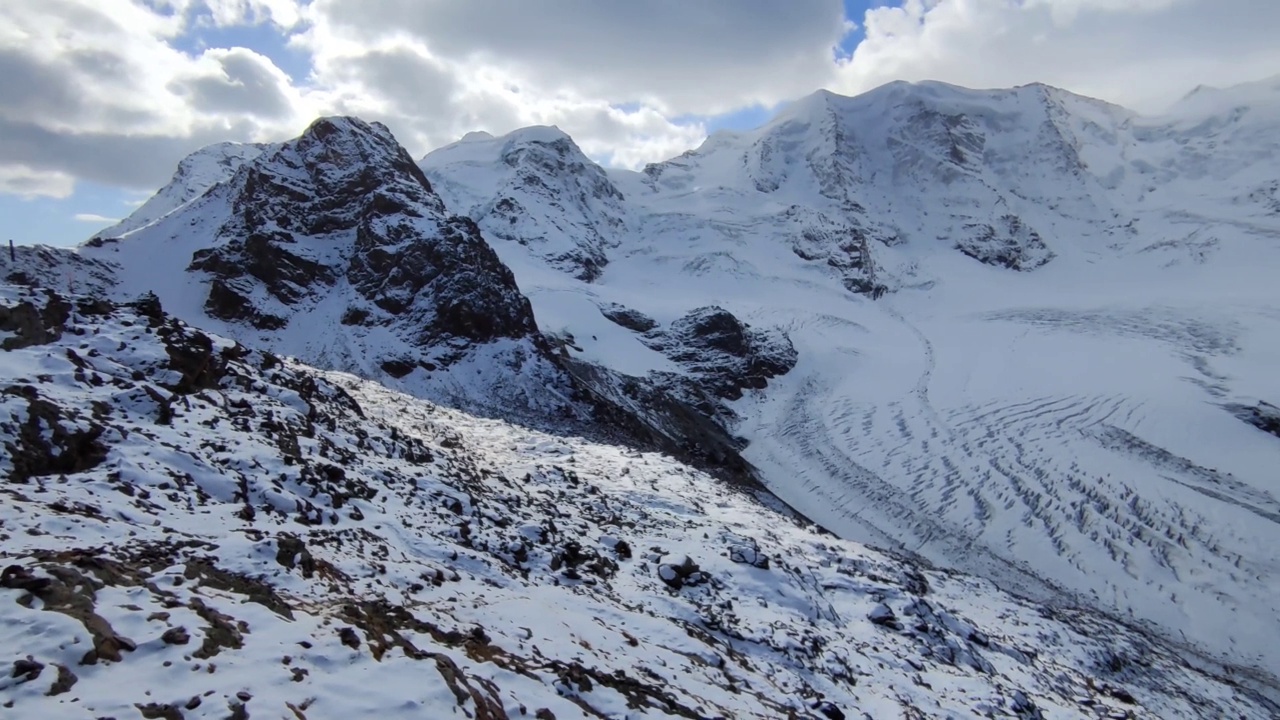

left=2, top=279, right=1275, bottom=718
left=4, top=75, right=1279, bottom=715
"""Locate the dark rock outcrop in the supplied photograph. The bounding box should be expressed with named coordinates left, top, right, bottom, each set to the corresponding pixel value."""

left=0, top=290, right=70, bottom=350
left=956, top=215, right=1054, bottom=270
left=1227, top=401, right=1280, bottom=439
left=599, top=303, right=658, bottom=333
left=643, top=306, right=798, bottom=403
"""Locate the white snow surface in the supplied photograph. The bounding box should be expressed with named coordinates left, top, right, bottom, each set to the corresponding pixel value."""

left=1, top=284, right=1274, bottom=719
left=421, top=78, right=1280, bottom=685
left=41, top=76, right=1280, bottom=696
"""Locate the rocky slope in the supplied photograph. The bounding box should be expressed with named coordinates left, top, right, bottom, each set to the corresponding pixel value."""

left=2, top=282, right=1276, bottom=719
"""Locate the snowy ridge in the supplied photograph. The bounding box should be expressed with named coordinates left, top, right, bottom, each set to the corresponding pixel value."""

left=97, top=142, right=270, bottom=238
left=2, top=283, right=1276, bottom=719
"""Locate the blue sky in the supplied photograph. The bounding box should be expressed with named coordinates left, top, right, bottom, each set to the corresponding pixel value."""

left=3, top=0, right=1274, bottom=248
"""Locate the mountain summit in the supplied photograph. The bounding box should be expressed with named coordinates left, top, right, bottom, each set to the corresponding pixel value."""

left=83, top=116, right=571, bottom=420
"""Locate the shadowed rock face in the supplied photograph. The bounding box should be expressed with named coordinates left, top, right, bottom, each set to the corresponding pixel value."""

left=1228, top=401, right=1280, bottom=439
left=187, top=117, right=539, bottom=348
left=643, top=306, right=798, bottom=403
left=348, top=214, right=537, bottom=344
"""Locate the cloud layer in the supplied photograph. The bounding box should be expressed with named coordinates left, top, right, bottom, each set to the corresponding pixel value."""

left=2, top=0, right=1277, bottom=198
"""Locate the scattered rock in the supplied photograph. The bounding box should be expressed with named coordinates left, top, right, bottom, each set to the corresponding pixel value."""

left=135, top=702, right=186, bottom=720
left=868, top=603, right=902, bottom=630
left=339, top=627, right=361, bottom=650
left=811, top=700, right=846, bottom=720
left=11, top=656, right=44, bottom=683
left=657, top=556, right=709, bottom=590
left=729, top=543, right=770, bottom=569
left=46, top=664, right=77, bottom=696
left=274, top=534, right=317, bottom=579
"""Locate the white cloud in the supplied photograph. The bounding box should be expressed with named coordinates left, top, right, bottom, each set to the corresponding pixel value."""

left=306, top=0, right=847, bottom=116
left=200, top=0, right=303, bottom=28
left=835, top=0, right=1280, bottom=112
left=73, top=213, right=122, bottom=223
left=293, top=6, right=725, bottom=167
left=1, top=0, right=1278, bottom=199
left=0, top=0, right=315, bottom=190
left=0, top=165, right=76, bottom=198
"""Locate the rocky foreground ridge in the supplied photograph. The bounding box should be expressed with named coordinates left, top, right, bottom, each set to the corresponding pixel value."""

left=1, top=268, right=1276, bottom=718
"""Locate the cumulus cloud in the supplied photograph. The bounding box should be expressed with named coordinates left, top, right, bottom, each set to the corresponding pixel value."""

left=170, top=47, right=298, bottom=119
left=73, top=213, right=121, bottom=223
left=0, top=165, right=76, bottom=199
left=308, top=0, right=847, bottom=116
left=0, top=0, right=312, bottom=196
left=1, top=0, right=1277, bottom=201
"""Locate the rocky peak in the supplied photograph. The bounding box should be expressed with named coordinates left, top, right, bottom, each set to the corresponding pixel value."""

left=187, top=115, right=485, bottom=332
left=223, top=116, right=446, bottom=240
left=83, top=116, right=555, bottom=420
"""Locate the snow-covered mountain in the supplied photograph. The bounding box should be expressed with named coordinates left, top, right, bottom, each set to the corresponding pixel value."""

left=73, top=118, right=625, bottom=427
left=3, top=281, right=1276, bottom=719
left=97, top=142, right=271, bottom=238
left=77, top=117, right=800, bottom=495
left=423, top=127, right=629, bottom=282
left=8, top=75, right=1280, bottom=711
left=414, top=79, right=1280, bottom=695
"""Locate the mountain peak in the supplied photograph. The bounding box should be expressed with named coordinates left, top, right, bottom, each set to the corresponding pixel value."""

left=302, top=115, right=392, bottom=141
left=421, top=123, right=626, bottom=282
left=501, top=124, right=573, bottom=145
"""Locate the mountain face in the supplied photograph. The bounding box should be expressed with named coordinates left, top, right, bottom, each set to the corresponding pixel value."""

left=3, top=282, right=1277, bottom=719
left=625, top=82, right=1138, bottom=288
left=15, top=75, right=1280, bottom=709
left=81, top=118, right=576, bottom=422
left=422, top=126, right=629, bottom=282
